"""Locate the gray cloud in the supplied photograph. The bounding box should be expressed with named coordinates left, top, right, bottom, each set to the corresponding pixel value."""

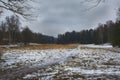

left=26, top=0, right=120, bottom=37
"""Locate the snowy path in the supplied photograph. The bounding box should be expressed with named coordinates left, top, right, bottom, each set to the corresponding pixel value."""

left=0, top=45, right=120, bottom=80
left=0, top=48, right=79, bottom=69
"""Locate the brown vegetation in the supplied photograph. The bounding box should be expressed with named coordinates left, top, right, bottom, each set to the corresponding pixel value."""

left=0, top=47, right=5, bottom=53
left=12, top=44, right=79, bottom=50
left=80, top=46, right=102, bottom=50
left=0, top=47, right=5, bottom=61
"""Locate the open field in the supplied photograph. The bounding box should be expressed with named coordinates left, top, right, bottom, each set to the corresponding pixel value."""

left=0, top=44, right=78, bottom=50
left=13, top=44, right=79, bottom=50
left=0, top=44, right=120, bottom=80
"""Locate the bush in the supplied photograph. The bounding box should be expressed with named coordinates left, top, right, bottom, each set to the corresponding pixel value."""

left=111, top=22, right=120, bottom=47
left=0, top=51, right=3, bottom=62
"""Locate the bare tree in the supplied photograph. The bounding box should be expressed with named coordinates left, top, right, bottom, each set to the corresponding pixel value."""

left=80, top=0, right=105, bottom=11
left=0, top=0, right=32, bottom=18
left=0, top=0, right=104, bottom=16
left=5, top=15, right=20, bottom=44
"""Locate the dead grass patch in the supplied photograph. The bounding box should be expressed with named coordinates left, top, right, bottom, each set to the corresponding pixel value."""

left=80, top=46, right=107, bottom=50
left=0, top=48, right=5, bottom=62
left=12, top=44, right=79, bottom=50
left=65, top=61, right=82, bottom=67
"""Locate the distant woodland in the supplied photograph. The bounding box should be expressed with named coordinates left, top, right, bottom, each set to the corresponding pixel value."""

left=0, top=9, right=120, bottom=47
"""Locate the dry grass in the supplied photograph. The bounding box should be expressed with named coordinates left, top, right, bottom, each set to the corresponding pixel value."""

left=0, top=47, right=5, bottom=61
left=12, top=44, right=79, bottom=50
left=80, top=46, right=99, bottom=50
left=0, top=47, right=5, bottom=54
left=80, top=46, right=116, bottom=53
left=80, top=45, right=107, bottom=50
left=0, top=47, right=7, bottom=53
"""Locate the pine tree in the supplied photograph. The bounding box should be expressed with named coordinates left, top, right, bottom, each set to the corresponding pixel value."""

left=111, top=21, right=120, bottom=47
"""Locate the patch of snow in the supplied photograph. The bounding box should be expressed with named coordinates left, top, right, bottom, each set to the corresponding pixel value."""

left=23, top=74, right=37, bottom=79
left=29, top=43, right=41, bottom=45
left=82, top=44, right=113, bottom=48
left=0, top=45, right=19, bottom=48
left=65, top=67, right=120, bottom=75
left=1, top=48, right=79, bottom=69
left=1, top=45, right=120, bottom=79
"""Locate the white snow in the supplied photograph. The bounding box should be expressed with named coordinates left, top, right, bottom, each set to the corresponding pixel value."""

left=82, top=44, right=113, bottom=48
left=65, top=67, right=120, bottom=75
left=0, top=44, right=120, bottom=79
left=1, top=49, right=78, bottom=69
left=23, top=74, right=37, bottom=79
left=0, top=44, right=19, bottom=49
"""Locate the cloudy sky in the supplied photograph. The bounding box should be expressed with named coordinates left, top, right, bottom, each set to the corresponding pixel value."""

left=1, top=0, right=120, bottom=37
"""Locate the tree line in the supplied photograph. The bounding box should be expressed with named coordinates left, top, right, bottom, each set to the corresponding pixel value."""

left=0, top=15, right=56, bottom=45
left=57, top=20, right=119, bottom=46
left=0, top=15, right=120, bottom=47
left=57, top=8, right=120, bottom=47
left=57, top=21, right=113, bottom=44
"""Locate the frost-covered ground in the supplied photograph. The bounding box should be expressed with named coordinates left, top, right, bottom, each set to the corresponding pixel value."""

left=0, top=44, right=120, bottom=80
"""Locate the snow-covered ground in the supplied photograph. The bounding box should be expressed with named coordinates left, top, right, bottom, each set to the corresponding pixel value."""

left=81, top=43, right=113, bottom=48
left=0, top=44, right=120, bottom=80
left=1, top=49, right=76, bottom=69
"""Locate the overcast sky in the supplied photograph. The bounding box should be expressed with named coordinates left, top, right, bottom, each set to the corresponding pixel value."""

left=1, top=0, right=120, bottom=37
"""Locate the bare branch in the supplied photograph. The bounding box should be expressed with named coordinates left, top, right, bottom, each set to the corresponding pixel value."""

left=0, top=0, right=104, bottom=19
left=0, top=0, right=32, bottom=18
left=79, top=0, right=104, bottom=12
left=85, top=0, right=102, bottom=11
